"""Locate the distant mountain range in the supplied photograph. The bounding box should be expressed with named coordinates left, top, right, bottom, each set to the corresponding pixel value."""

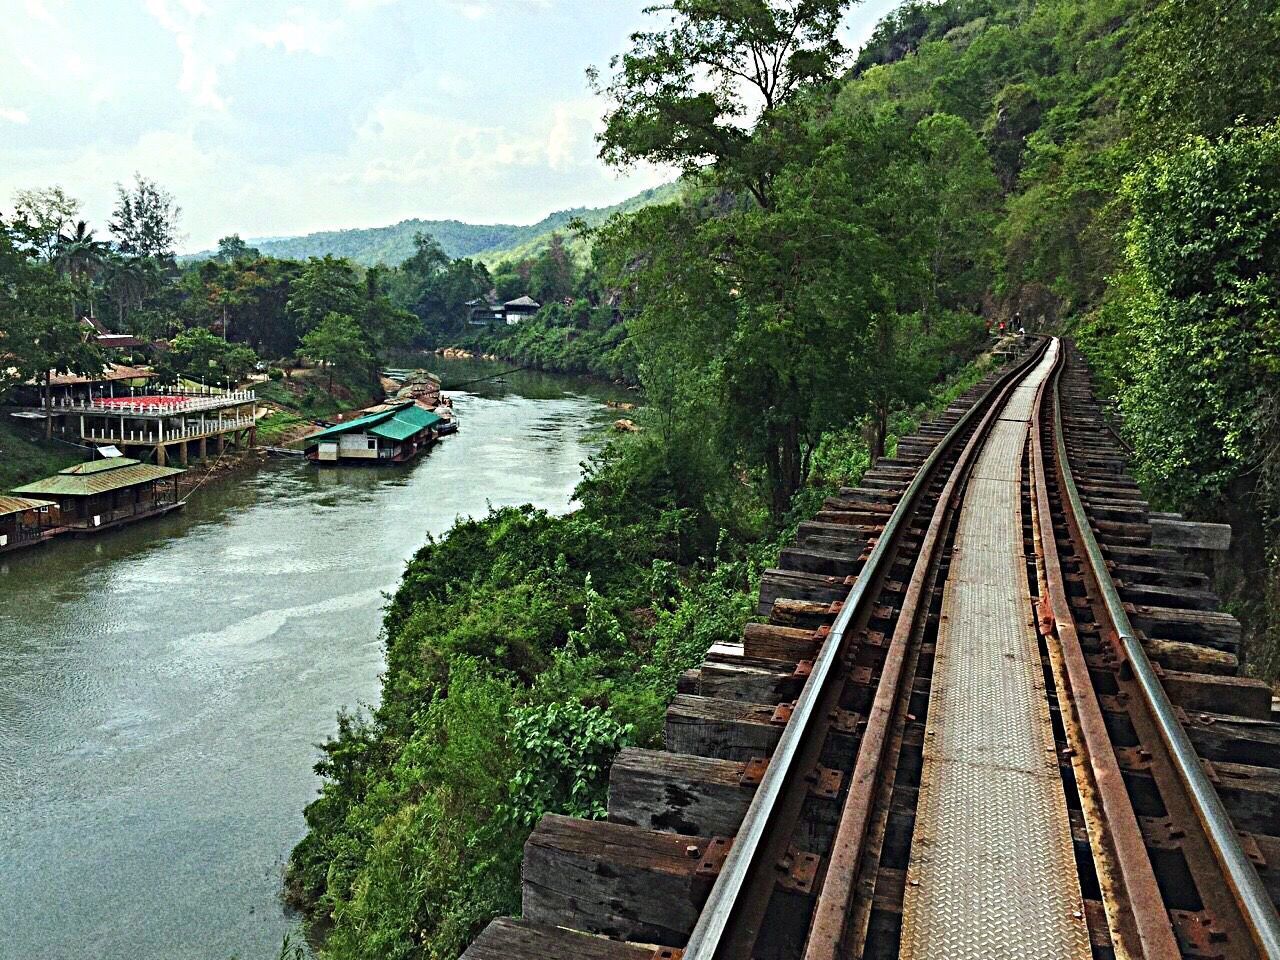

left=183, top=182, right=680, bottom=268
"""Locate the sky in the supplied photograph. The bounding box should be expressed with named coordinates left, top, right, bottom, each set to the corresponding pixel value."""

left=0, top=0, right=902, bottom=251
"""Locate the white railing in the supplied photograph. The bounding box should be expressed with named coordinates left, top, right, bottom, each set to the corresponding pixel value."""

left=84, top=416, right=257, bottom=444
left=45, top=390, right=256, bottom=415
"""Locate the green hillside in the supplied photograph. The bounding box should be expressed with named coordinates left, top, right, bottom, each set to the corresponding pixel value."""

left=184, top=182, right=679, bottom=268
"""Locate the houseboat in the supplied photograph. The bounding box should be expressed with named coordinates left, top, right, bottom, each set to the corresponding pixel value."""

left=12, top=457, right=185, bottom=535
left=305, top=402, right=443, bottom=464
left=0, top=495, right=57, bottom=553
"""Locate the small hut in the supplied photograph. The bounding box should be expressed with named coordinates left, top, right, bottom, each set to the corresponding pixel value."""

left=12, top=457, right=185, bottom=533
left=503, top=295, right=541, bottom=325
left=0, top=495, right=57, bottom=552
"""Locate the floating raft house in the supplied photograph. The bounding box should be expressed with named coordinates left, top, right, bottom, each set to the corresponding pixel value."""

left=13, top=457, right=185, bottom=535
left=305, top=402, right=444, bottom=464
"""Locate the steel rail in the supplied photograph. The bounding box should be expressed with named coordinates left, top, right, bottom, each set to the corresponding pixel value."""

left=681, top=336, right=1053, bottom=960
left=1031, top=347, right=1182, bottom=959
left=1050, top=351, right=1280, bottom=959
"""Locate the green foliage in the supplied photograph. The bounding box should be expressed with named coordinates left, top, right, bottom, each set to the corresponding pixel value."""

left=300, top=312, right=374, bottom=391
left=110, top=173, right=180, bottom=259
left=1130, top=0, right=1280, bottom=146
left=591, top=0, right=849, bottom=208
left=159, top=327, right=258, bottom=384
left=1104, top=123, right=1280, bottom=504
left=286, top=484, right=763, bottom=958
left=13, top=185, right=81, bottom=259
left=287, top=257, right=365, bottom=336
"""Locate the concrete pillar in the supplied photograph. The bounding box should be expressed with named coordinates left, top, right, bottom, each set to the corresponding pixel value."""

left=156, top=443, right=166, bottom=467
left=199, top=436, right=207, bottom=460
left=179, top=441, right=188, bottom=466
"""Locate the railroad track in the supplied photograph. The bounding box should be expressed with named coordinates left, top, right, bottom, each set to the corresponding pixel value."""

left=462, top=337, right=1280, bottom=960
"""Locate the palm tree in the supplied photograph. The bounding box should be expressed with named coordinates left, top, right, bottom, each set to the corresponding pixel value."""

left=102, top=253, right=157, bottom=328
left=52, top=220, right=108, bottom=321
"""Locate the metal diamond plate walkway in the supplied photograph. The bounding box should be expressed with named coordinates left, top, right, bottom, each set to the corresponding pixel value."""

left=900, top=340, right=1091, bottom=960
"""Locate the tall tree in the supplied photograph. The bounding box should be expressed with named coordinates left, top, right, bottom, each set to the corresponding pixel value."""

left=213, top=234, right=261, bottom=263
left=110, top=173, right=181, bottom=259
left=591, top=0, right=851, bottom=208
left=101, top=253, right=162, bottom=328
left=300, top=312, right=372, bottom=392
left=528, top=234, right=576, bottom=305
left=287, top=256, right=364, bottom=335
left=52, top=220, right=108, bottom=321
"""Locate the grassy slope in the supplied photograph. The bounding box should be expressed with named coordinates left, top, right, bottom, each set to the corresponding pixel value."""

left=0, top=418, right=84, bottom=491
left=253, top=368, right=384, bottom=445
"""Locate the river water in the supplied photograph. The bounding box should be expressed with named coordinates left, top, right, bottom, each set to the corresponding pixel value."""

left=0, top=367, right=623, bottom=960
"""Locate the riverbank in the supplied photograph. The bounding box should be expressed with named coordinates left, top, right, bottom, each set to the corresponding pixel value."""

left=0, top=418, right=84, bottom=492
left=449, top=311, right=637, bottom=384
left=253, top=367, right=386, bottom=447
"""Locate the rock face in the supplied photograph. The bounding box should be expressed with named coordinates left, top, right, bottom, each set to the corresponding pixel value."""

left=391, top=370, right=443, bottom=409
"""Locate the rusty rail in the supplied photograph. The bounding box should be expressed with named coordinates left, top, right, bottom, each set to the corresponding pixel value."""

left=1040, top=352, right=1280, bottom=959
left=681, top=337, right=1053, bottom=960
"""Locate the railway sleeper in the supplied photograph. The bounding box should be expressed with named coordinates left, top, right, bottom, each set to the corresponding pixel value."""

left=607, top=747, right=843, bottom=849
left=460, top=917, right=655, bottom=960
left=758, top=568, right=856, bottom=613
left=1126, top=603, right=1242, bottom=653
left=664, top=693, right=859, bottom=767
left=778, top=545, right=865, bottom=578
left=521, top=814, right=710, bottom=946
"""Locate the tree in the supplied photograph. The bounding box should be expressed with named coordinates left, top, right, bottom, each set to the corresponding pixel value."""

left=361, top=267, right=418, bottom=351
left=101, top=253, right=162, bottom=328
left=491, top=261, right=527, bottom=303
left=1114, top=122, right=1280, bottom=505
left=287, top=256, right=364, bottom=335
left=528, top=234, right=576, bottom=305
left=401, top=231, right=449, bottom=279
left=51, top=220, right=108, bottom=320
left=213, top=234, right=261, bottom=262
left=591, top=0, right=850, bottom=208
left=300, top=312, right=372, bottom=392
left=0, top=214, right=99, bottom=432
left=1131, top=0, right=1280, bottom=146
left=160, top=327, right=258, bottom=385
left=110, top=173, right=181, bottom=259
left=913, top=113, right=1000, bottom=313
left=12, top=186, right=81, bottom=259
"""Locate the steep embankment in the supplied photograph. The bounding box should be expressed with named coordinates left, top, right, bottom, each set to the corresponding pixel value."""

left=0, top=418, right=84, bottom=490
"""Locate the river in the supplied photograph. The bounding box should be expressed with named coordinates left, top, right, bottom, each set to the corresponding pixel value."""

left=0, top=366, right=625, bottom=960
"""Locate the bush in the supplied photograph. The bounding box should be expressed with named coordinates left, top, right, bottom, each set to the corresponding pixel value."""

left=268, top=367, right=285, bottom=381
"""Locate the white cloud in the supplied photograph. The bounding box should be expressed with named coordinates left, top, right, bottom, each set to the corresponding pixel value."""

left=0, top=107, right=30, bottom=124
left=145, top=0, right=227, bottom=110
left=249, top=13, right=342, bottom=55
left=22, top=0, right=60, bottom=27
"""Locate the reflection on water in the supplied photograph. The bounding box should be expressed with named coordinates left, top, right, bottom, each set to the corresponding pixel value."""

left=0, top=379, right=617, bottom=960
